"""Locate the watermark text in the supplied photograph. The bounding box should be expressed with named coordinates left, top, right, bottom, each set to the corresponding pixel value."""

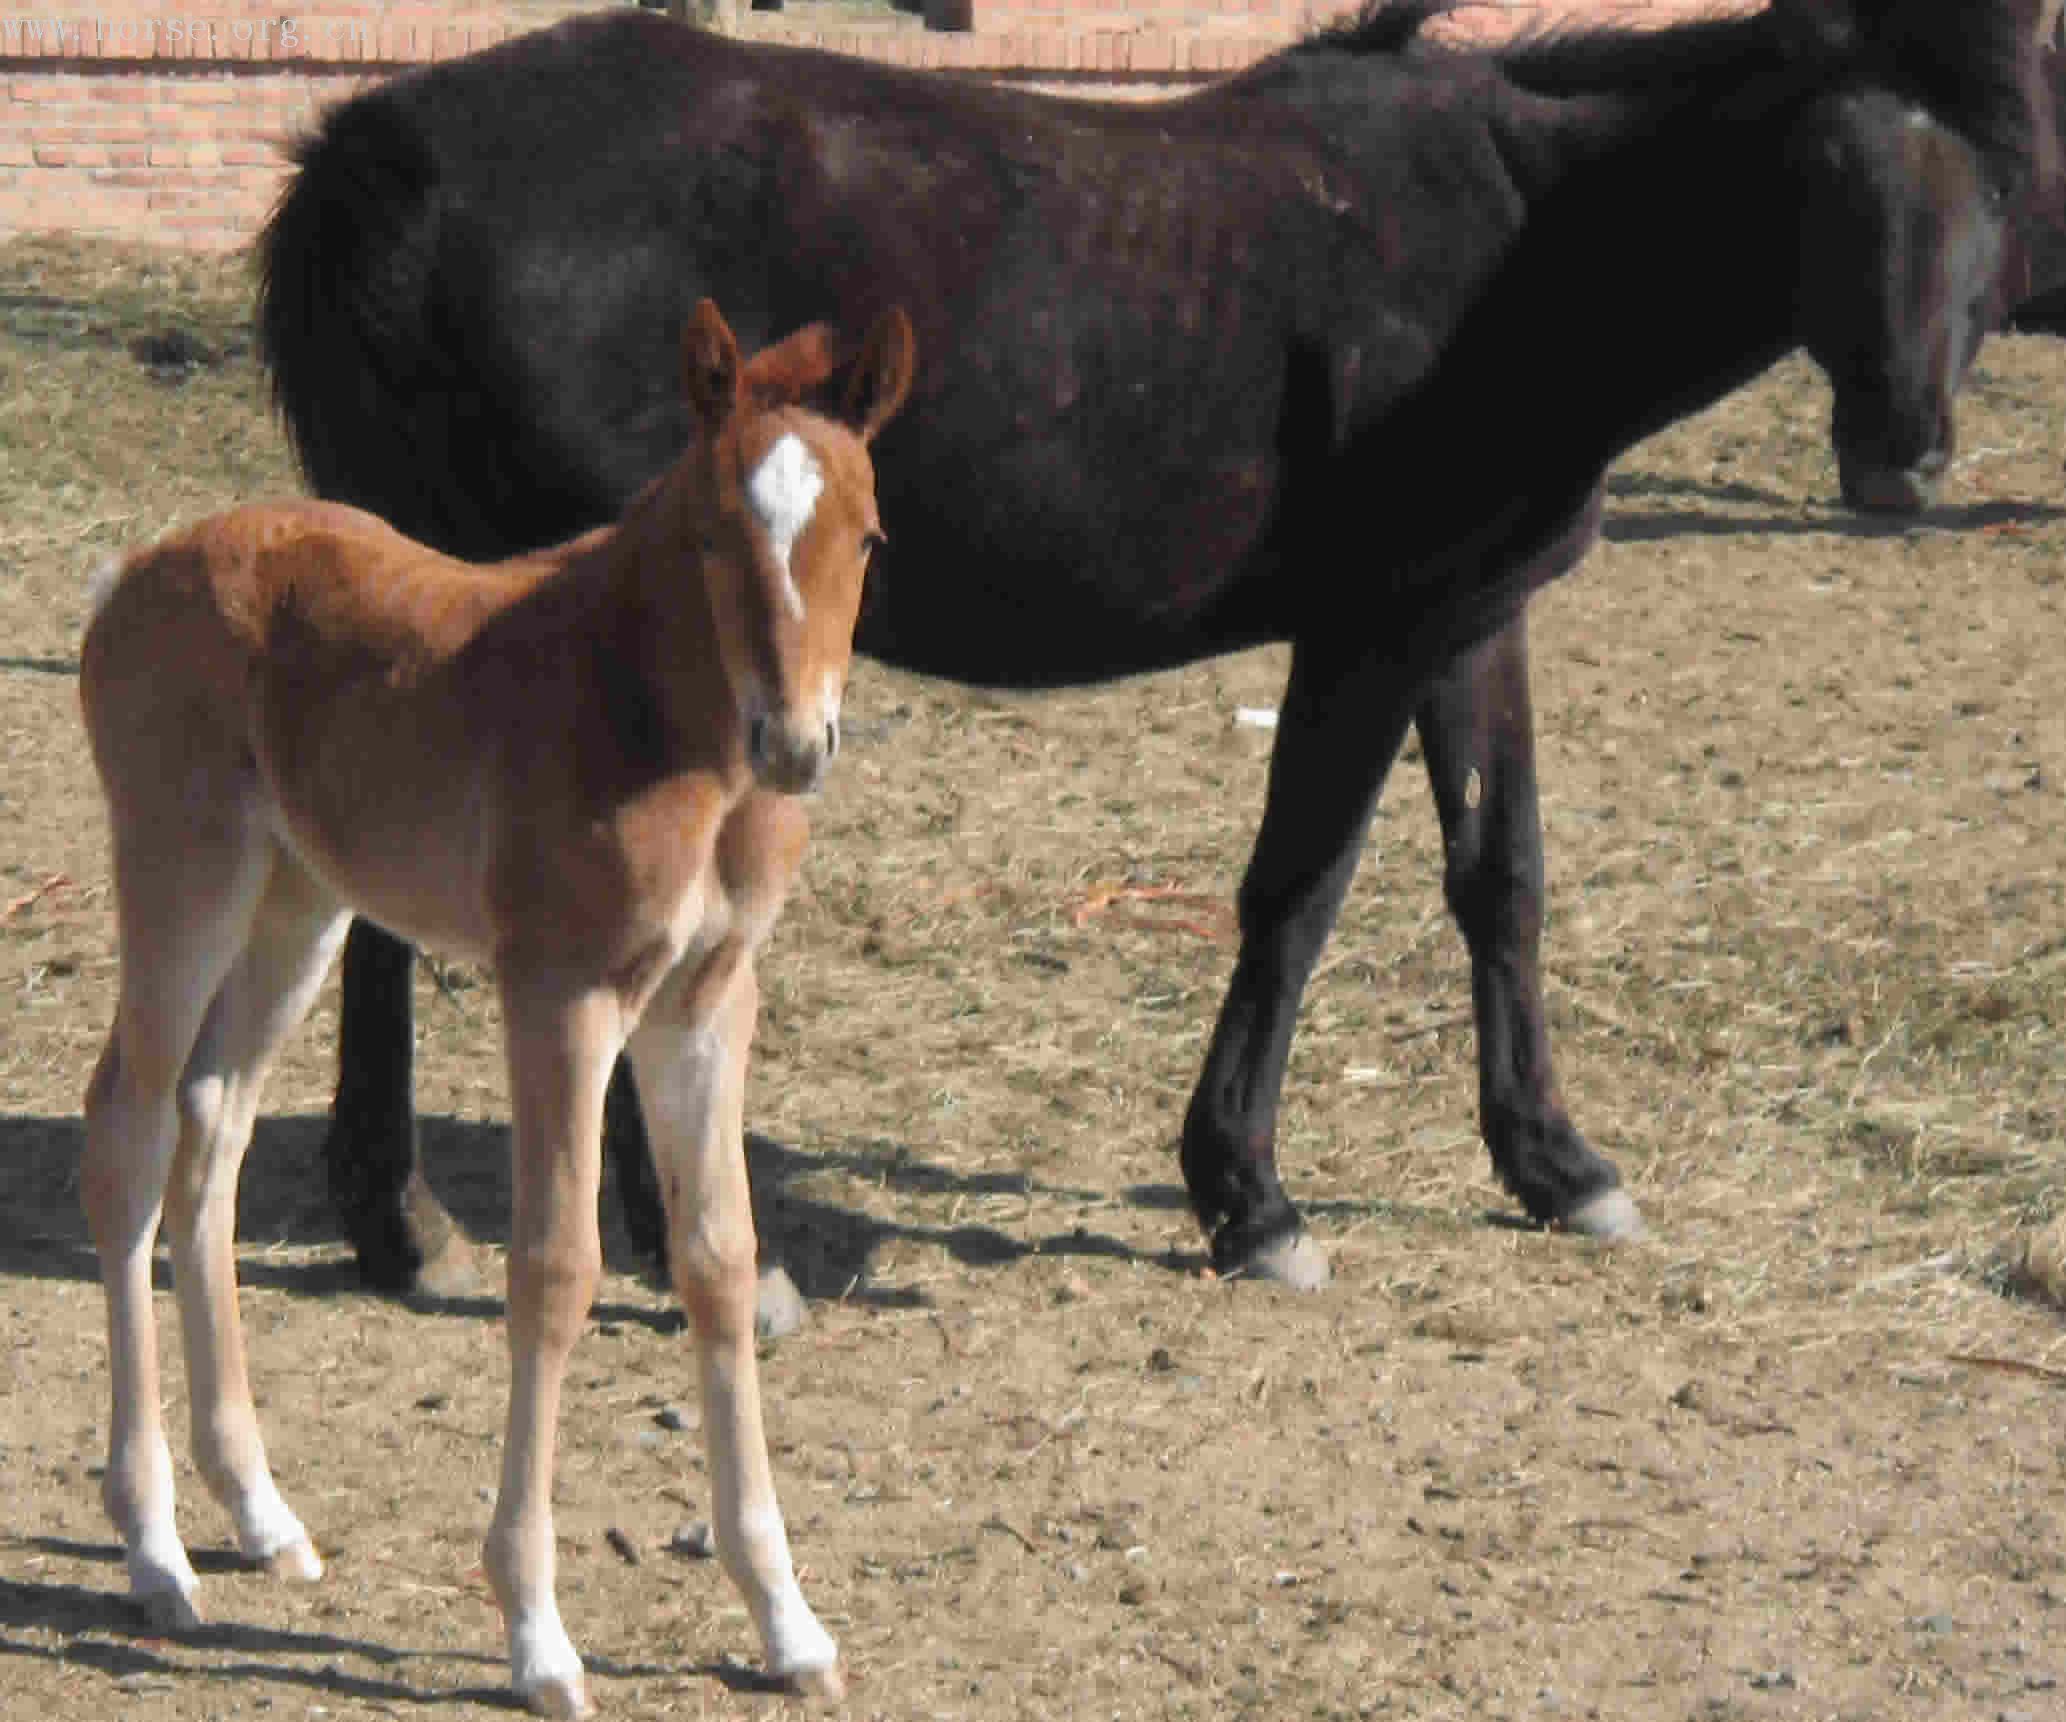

left=3, top=15, right=377, bottom=56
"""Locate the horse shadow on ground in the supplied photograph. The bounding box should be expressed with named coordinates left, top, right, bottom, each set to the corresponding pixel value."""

left=1602, top=472, right=2066, bottom=542
left=0, top=1554, right=773, bottom=1708
left=0, top=1109, right=1236, bottom=1326
left=0, top=1105, right=1456, bottom=1326
left=0, top=1563, right=510, bottom=1711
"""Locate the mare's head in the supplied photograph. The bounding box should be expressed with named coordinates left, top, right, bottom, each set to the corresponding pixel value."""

left=1783, top=0, right=2061, bottom=511
left=679, top=301, right=915, bottom=794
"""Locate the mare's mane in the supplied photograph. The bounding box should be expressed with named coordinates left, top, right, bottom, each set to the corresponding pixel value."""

left=1296, top=0, right=2053, bottom=192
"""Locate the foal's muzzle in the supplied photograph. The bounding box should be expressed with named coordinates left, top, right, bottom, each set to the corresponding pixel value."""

left=747, top=711, right=839, bottom=795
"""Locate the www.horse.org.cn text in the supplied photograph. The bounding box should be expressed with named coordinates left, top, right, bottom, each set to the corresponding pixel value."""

left=2, top=15, right=374, bottom=54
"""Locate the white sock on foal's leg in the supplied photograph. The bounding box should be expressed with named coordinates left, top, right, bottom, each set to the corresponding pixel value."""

left=107, top=1431, right=204, bottom=1630
left=508, top=1598, right=587, bottom=1720
left=733, top=1503, right=840, bottom=1691
left=226, top=1475, right=321, bottom=1577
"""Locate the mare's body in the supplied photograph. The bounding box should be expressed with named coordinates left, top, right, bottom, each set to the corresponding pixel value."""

left=258, top=0, right=2057, bottom=1288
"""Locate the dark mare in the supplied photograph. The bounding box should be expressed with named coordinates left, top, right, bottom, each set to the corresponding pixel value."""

left=258, top=0, right=2057, bottom=1294
left=1995, top=38, right=2066, bottom=335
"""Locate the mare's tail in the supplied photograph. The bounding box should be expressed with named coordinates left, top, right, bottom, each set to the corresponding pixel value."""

left=256, top=95, right=489, bottom=550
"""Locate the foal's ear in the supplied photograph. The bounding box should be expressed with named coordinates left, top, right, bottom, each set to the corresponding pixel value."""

left=841, top=307, right=917, bottom=445
left=742, top=323, right=842, bottom=408
left=682, top=300, right=743, bottom=434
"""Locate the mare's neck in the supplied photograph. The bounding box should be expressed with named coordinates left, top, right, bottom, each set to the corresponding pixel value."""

left=1346, top=65, right=1810, bottom=594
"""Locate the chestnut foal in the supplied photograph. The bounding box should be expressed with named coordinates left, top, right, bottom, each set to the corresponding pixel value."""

left=77, top=300, right=914, bottom=1717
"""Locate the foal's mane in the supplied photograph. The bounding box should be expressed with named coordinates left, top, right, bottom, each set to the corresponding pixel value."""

left=1297, top=0, right=2053, bottom=193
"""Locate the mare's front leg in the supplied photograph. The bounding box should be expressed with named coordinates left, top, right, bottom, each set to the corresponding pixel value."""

left=1181, top=637, right=1423, bottom=1287
left=325, top=920, right=479, bottom=1294
left=485, top=973, right=617, bottom=1720
left=1414, top=615, right=1643, bottom=1239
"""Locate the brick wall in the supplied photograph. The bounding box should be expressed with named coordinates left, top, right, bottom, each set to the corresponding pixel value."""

left=0, top=1, right=1728, bottom=251
left=4, top=69, right=359, bottom=249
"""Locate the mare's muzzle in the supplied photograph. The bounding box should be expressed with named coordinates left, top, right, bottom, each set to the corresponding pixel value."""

left=1838, top=448, right=1949, bottom=513
left=1834, top=391, right=1953, bottom=515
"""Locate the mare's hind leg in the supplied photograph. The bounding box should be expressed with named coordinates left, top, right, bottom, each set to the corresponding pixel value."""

left=325, top=920, right=480, bottom=1295
left=163, top=858, right=351, bottom=1581
left=82, top=818, right=272, bottom=1630
left=628, top=956, right=839, bottom=1695
left=1414, top=616, right=1642, bottom=1239
left=1181, top=637, right=1423, bottom=1288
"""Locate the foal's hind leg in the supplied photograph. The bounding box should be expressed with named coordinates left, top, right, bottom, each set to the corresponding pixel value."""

left=162, top=859, right=351, bottom=1580
left=1414, top=616, right=1641, bottom=1239
left=82, top=820, right=272, bottom=1629
left=629, top=959, right=840, bottom=1695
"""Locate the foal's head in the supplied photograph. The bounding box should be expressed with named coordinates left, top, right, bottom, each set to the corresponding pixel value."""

left=680, top=302, right=915, bottom=793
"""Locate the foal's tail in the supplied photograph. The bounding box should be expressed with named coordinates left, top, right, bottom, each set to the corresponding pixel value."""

left=256, top=94, right=468, bottom=543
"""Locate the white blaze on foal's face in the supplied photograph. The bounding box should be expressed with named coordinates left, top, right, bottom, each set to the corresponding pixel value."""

left=746, top=431, right=823, bottom=621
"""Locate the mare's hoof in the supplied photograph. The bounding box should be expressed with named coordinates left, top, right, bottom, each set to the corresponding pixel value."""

left=264, top=1538, right=324, bottom=1582
left=137, top=1583, right=205, bottom=1635
left=519, top=1672, right=594, bottom=1720
left=1230, top=1230, right=1331, bottom=1290
left=1563, top=1187, right=1646, bottom=1243
left=414, top=1232, right=489, bottom=1299
left=784, top=1660, right=846, bottom=1701
left=756, top=1264, right=807, bottom=1341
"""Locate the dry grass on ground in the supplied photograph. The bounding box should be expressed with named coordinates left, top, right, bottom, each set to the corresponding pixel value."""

left=2, top=237, right=2063, bottom=1722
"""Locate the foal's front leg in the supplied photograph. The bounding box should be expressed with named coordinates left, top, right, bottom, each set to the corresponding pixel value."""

left=486, top=975, right=617, bottom=1720
left=628, top=957, right=841, bottom=1695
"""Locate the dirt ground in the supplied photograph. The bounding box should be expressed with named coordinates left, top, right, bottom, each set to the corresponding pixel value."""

left=2, top=237, right=2063, bottom=1722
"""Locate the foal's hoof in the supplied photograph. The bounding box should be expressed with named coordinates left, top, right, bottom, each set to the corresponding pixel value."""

left=519, top=1671, right=593, bottom=1720
left=783, top=1660, right=846, bottom=1702
left=264, top=1537, right=324, bottom=1582
left=1563, top=1187, right=1647, bottom=1243
left=137, top=1582, right=206, bottom=1635
left=756, top=1264, right=808, bottom=1341
left=1229, top=1230, right=1332, bottom=1291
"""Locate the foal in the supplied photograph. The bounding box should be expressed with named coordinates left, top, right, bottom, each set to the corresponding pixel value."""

left=78, top=299, right=914, bottom=1717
